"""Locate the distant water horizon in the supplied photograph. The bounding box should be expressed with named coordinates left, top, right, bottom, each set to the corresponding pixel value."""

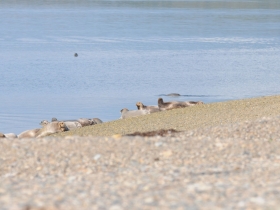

left=1, top=0, right=280, bottom=134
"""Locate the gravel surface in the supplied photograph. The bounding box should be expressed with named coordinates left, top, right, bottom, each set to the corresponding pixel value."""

left=1, top=96, right=280, bottom=209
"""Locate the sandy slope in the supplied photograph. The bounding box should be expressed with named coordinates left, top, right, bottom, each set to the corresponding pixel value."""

left=55, top=95, right=280, bottom=137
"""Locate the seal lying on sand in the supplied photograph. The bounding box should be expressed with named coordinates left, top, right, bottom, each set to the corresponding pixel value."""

left=120, top=108, right=150, bottom=119
left=0, top=133, right=18, bottom=138
left=18, top=128, right=41, bottom=139
left=4, top=133, right=17, bottom=138
left=51, top=117, right=102, bottom=126
left=45, top=118, right=83, bottom=130
left=179, top=101, right=204, bottom=106
left=158, top=98, right=203, bottom=111
left=158, top=98, right=185, bottom=111
left=92, top=118, right=103, bottom=124
left=20, top=121, right=67, bottom=138
left=77, top=118, right=103, bottom=126
left=55, top=121, right=82, bottom=130
left=40, top=120, right=49, bottom=126
left=136, top=102, right=160, bottom=113
left=36, top=121, right=67, bottom=138
left=77, top=118, right=93, bottom=127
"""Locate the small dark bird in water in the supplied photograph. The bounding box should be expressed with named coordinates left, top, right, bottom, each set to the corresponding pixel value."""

left=74, top=53, right=78, bottom=57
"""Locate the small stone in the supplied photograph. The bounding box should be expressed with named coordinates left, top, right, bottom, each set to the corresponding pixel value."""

left=93, top=154, right=101, bottom=161
left=109, top=205, right=123, bottom=210
left=160, top=150, right=173, bottom=157
left=237, top=201, right=245, bottom=207
left=112, top=134, right=122, bottom=139
left=155, top=142, right=163, bottom=147
left=144, top=197, right=154, bottom=203
left=250, top=197, right=265, bottom=205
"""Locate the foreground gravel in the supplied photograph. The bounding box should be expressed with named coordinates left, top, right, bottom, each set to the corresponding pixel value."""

left=2, top=116, right=280, bottom=209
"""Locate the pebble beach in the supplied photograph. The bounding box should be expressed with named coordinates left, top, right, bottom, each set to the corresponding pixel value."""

left=2, top=95, right=280, bottom=209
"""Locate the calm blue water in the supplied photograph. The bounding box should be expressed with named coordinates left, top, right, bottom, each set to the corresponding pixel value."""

left=1, top=0, right=280, bottom=134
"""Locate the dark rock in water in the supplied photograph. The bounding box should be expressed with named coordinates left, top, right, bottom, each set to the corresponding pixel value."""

left=127, top=129, right=179, bottom=137
left=166, top=93, right=180, bottom=97
left=74, top=53, right=78, bottom=57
